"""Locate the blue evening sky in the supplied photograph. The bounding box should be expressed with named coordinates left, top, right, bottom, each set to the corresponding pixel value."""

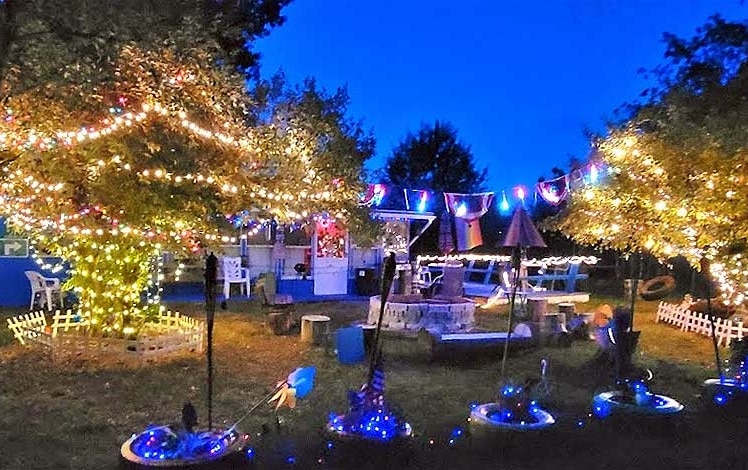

left=255, top=1, right=746, bottom=193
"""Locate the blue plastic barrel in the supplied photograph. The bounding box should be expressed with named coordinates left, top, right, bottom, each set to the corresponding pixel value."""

left=336, top=326, right=365, bottom=365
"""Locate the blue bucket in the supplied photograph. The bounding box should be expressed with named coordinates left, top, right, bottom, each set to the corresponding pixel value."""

left=336, top=327, right=365, bottom=365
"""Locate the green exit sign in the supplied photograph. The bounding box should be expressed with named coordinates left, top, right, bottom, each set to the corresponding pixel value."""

left=0, top=238, right=29, bottom=257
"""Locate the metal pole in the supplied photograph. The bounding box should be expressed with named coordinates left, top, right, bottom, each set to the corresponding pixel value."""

left=701, top=256, right=723, bottom=379
left=500, top=245, right=522, bottom=378
left=226, top=380, right=287, bottom=434
left=628, top=251, right=640, bottom=330
left=205, top=252, right=218, bottom=430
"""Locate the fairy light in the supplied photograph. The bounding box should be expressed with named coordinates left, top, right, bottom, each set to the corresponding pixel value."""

left=547, top=125, right=748, bottom=305
left=1, top=87, right=365, bottom=332
left=417, top=254, right=598, bottom=266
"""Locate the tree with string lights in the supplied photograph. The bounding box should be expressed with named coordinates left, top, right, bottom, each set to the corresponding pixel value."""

left=0, top=2, right=375, bottom=335
left=549, top=15, right=748, bottom=305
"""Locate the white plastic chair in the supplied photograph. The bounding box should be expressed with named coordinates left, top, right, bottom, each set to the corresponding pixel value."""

left=222, top=257, right=251, bottom=299
left=24, top=271, right=63, bottom=311
left=415, top=266, right=433, bottom=288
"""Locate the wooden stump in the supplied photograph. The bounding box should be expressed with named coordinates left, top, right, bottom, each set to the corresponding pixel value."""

left=267, top=311, right=293, bottom=335
left=527, top=299, right=548, bottom=323
left=361, top=324, right=377, bottom=355
left=541, top=313, right=564, bottom=337
left=300, top=315, right=330, bottom=345
left=558, top=302, right=576, bottom=315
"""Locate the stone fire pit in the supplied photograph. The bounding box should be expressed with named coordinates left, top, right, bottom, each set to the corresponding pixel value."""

left=367, top=294, right=475, bottom=332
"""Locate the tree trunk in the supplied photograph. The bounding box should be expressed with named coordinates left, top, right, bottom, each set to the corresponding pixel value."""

left=0, top=0, right=20, bottom=92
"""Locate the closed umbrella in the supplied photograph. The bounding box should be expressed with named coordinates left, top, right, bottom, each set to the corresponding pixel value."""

left=500, top=206, right=547, bottom=377
left=438, top=211, right=454, bottom=255
left=502, top=206, right=547, bottom=249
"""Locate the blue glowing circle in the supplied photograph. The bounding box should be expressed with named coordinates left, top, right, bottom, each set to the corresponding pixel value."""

left=120, top=425, right=249, bottom=468
left=703, top=378, right=748, bottom=406
left=469, top=403, right=555, bottom=431
left=592, top=391, right=683, bottom=417
left=326, top=412, right=413, bottom=442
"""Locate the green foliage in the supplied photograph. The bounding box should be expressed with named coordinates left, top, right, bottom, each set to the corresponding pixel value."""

left=550, top=16, right=748, bottom=305
left=0, top=0, right=291, bottom=93
left=251, top=74, right=382, bottom=247
left=0, top=1, right=380, bottom=330
left=383, top=121, right=487, bottom=209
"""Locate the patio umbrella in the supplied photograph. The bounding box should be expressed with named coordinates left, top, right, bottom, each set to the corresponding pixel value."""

left=500, top=206, right=547, bottom=377
left=502, top=206, right=548, bottom=249
left=438, top=211, right=455, bottom=255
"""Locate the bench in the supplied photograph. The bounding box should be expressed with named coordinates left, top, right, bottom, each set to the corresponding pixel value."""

left=424, top=259, right=588, bottom=297
left=418, top=323, right=535, bottom=360
left=521, top=263, right=589, bottom=293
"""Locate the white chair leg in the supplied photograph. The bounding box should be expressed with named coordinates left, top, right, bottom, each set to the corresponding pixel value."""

left=246, top=280, right=251, bottom=297
left=224, top=280, right=230, bottom=299
left=30, top=292, right=35, bottom=310
left=45, top=289, right=53, bottom=311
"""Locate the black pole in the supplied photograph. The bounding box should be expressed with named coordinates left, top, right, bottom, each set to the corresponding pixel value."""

left=628, top=251, right=639, bottom=330
left=369, top=252, right=396, bottom=384
left=701, top=256, right=723, bottom=379
left=205, top=252, right=218, bottom=430
left=500, top=244, right=522, bottom=379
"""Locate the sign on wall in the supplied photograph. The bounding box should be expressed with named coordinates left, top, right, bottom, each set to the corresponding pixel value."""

left=0, top=238, right=29, bottom=257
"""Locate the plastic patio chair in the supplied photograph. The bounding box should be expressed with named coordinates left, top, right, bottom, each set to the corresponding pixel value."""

left=24, top=271, right=63, bottom=311
left=221, top=256, right=251, bottom=299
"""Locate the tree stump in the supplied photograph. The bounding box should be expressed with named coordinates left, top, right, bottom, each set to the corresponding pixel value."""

left=541, top=313, right=564, bottom=338
left=558, top=302, right=576, bottom=316
left=527, top=299, right=548, bottom=323
left=361, top=324, right=377, bottom=355
left=266, top=311, right=293, bottom=335
left=300, top=315, right=330, bottom=345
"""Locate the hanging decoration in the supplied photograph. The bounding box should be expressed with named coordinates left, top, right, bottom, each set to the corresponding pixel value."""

left=444, top=192, right=494, bottom=251
left=404, top=189, right=433, bottom=213
left=499, top=190, right=510, bottom=214
left=359, top=184, right=387, bottom=207
left=537, top=174, right=569, bottom=206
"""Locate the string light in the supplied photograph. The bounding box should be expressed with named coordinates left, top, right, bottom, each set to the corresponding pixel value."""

left=1, top=77, right=365, bottom=333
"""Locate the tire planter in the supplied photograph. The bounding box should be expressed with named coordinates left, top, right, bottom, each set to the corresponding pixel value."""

left=639, top=276, right=676, bottom=301
left=469, top=403, right=556, bottom=431
left=592, top=390, right=683, bottom=418
left=120, top=425, right=249, bottom=469
left=326, top=412, right=413, bottom=442
left=703, top=378, right=748, bottom=406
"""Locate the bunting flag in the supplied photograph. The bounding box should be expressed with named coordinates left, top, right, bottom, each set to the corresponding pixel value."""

left=444, top=192, right=494, bottom=251
left=537, top=174, right=569, bottom=206
left=454, top=217, right=484, bottom=252
left=359, top=183, right=387, bottom=207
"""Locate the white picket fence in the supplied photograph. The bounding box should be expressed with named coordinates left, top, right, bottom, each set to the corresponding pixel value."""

left=7, top=309, right=203, bottom=358
left=656, top=301, right=748, bottom=347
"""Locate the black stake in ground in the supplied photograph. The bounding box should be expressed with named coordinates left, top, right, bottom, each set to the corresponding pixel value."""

left=629, top=251, right=640, bottom=330
left=701, top=256, right=723, bottom=380
left=500, top=244, right=523, bottom=379
left=368, top=252, right=397, bottom=385
left=205, top=252, right=218, bottom=430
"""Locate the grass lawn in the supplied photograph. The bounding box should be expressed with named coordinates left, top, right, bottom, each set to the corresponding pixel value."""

left=1, top=296, right=748, bottom=469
